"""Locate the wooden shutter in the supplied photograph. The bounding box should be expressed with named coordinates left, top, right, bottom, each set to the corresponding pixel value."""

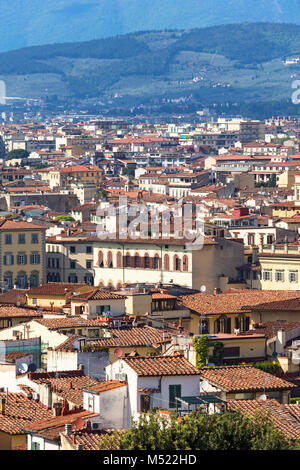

left=98, top=251, right=103, bottom=267
left=107, top=251, right=113, bottom=268
left=169, top=384, right=181, bottom=409
left=164, top=254, right=169, bottom=271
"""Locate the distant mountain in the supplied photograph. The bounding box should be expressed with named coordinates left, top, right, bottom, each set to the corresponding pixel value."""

left=1, top=22, right=300, bottom=111
left=0, top=0, right=300, bottom=52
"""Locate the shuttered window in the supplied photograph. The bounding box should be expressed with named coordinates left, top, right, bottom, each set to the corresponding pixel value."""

left=169, top=384, right=181, bottom=409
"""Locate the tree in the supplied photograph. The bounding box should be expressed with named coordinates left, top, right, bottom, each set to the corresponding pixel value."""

left=99, top=409, right=295, bottom=451
left=6, top=149, right=29, bottom=160
left=192, top=335, right=209, bottom=367
left=54, top=215, right=75, bottom=222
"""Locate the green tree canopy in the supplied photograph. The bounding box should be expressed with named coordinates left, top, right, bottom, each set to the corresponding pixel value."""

left=99, top=409, right=295, bottom=451
left=54, top=215, right=75, bottom=222
left=6, top=149, right=29, bottom=160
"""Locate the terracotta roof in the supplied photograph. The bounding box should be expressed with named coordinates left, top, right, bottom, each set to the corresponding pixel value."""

left=31, top=375, right=100, bottom=407
left=54, top=335, right=81, bottom=352
left=179, top=290, right=300, bottom=316
left=227, top=400, right=300, bottom=440
left=91, top=326, right=171, bottom=348
left=23, top=410, right=97, bottom=441
left=245, top=321, right=300, bottom=339
left=250, top=298, right=300, bottom=312
left=0, top=289, right=27, bottom=304
left=0, top=393, right=52, bottom=435
left=124, top=354, right=200, bottom=376
left=34, top=318, right=103, bottom=330
left=0, top=220, right=46, bottom=230
left=27, top=283, right=87, bottom=296
left=63, top=429, right=124, bottom=450
left=83, top=380, right=127, bottom=393
left=71, top=289, right=126, bottom=302
left=0, top=306, right=43, bottom=319
left=199, top=365, right=295, bottom=393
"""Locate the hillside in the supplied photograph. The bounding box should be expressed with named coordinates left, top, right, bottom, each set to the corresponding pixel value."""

left=1, top=0, right=300, bottom=52
left=1, top=23, right=300, bottom=111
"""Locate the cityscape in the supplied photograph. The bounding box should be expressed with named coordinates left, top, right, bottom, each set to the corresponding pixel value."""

left=3, top=0, right=300, bottom=456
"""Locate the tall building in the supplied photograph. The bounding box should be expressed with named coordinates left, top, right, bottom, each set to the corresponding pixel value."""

left=0, top=220, right=46, bottom=289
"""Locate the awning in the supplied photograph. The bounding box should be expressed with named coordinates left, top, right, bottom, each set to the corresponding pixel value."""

left=176, top=395, right=225, bottom=405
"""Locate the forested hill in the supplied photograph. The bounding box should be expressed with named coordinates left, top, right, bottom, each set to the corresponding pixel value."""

left=1, top=23, right=300, bottom=109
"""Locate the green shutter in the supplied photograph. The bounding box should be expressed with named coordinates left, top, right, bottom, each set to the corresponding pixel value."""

left=169, top=384, right=181, bottom=409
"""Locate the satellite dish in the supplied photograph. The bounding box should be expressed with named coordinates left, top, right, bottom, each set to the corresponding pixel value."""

left=114, top=348, right=123, bottom=359
left=18, top=363, right=28, bottom=374
left=259, top=393, right=267, bottom=401
left=26, top=218, right=33, bottom=223
left=200, top=285, right=207, bottom=293
left=28, top=363, right=37, bottom=373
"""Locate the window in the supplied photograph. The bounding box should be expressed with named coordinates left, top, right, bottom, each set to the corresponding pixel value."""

left=70, top=246, right=76, bottom=254
left=275, top=270, right=284, bottom=282
left=86, top=260, right=92, bottom=269
left=30, top=253, right=41, bottom=265
left=153, top=256, right=160, bottom=270
left=31, top=234, right=39, bottom=244
left=31, top=442, right=40, bottom=450
left=289, top=271, right=298, bottom=283
left=86, top=246, right=92, bottom=254
left=96, top=305, right=111, bottom=315
left=169, top=384, right=181, bottom=409
left=140, top=395, right=151, bottom=412
left=223, top=347, right=240, bottom=358
left=70, top=261, right=76, bottom=269
left=125, top=255, right=131, bottom=268
left=5, top=234, right=12, bottom=245
left=30, top=272, right=39, bottom=288
left=263, top=270, right=272, bottom=281
left=144, top=255, right=149, bottom=268
left=3, top=254, right=14, bottom=266
left=18, top=234, right=25, bottom=244
left=234, top=392, right=255, bottom=400
left=174, top=256, right=181, bottom=271
left=17, top=254, right=27, bottom=265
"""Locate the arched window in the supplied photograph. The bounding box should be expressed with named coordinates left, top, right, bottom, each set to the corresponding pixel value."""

left=30, top=271, right=39, bottom=288
left=117, top=252, right=123, bottom=268
left=125, top=252, right=131, bottom=268
left=144, top=253, right=150, bottom=269
left=173, top=255, right=181, bottom=271
left=183, top=255, right=189, bottom=272
left=4, top=272, right=13, bottom=289
left=134, top=253, right=140, bottom=268
left=17, top=271, right=28, bottom=289
left=98, top=250, right=104, bottom=268
left=153, top=254, right=160, bottom=270
left=107, top=251, right=113, bottom=268
left=214, top=316, right=231, bottom=334
left=164, top=254, right=170, bottom=271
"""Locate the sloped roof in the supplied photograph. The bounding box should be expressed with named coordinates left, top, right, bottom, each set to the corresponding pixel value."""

left=124, top=354, right=200, bottom=377
left=199, top=365, right=295, bottom=393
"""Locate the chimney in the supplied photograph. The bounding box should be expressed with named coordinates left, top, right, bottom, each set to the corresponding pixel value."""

left=76, top=444, right=83, bottom=451
left=0, top=398, right=6, bottom=416
left=213, top=288, right=221, bottom=295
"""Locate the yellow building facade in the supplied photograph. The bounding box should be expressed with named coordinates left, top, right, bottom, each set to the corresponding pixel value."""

left=0, top=220, right=46, bottom=289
